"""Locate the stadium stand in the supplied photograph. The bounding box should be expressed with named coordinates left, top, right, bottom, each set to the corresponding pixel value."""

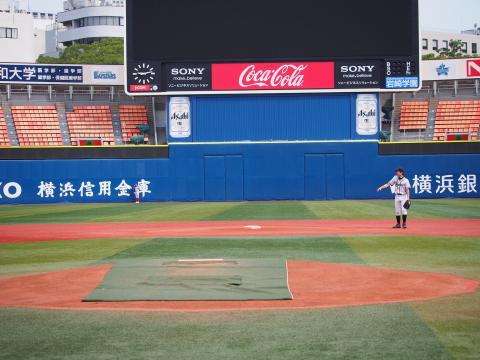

left=399, top=101, right=429, bottom=131
left=67, top=105, right=115, bottom=146
left=433, top=100, right=480, bottom=141
left=11, top=105, right=63, bottom=146
left=0, top=107, right=10, bottom=146
left=119, top=105, right=149, bottom=144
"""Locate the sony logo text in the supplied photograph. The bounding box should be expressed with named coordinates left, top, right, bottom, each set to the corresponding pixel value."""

left=341, top=65, right=376, bottom=73
left=171, top=68, right=206, bottom=76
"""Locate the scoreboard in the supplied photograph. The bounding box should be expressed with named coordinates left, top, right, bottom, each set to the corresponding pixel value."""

left=125, top=0, right=420, bottom=95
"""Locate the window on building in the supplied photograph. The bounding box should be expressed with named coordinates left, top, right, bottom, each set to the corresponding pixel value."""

left=443, top=40, right=449, bottom=50
left=0, top=27, right=18, bottom=39
left=473, top=43, right=478, bottom=54
left=432, top=39, right=438, bottom=51
left=461, top=42, right=468, bottom=53
left=422, top=38, right=428, bottom=50
left=77, top=16, right=124, bottom=27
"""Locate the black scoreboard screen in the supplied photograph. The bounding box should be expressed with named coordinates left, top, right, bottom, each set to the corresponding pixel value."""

left=125, top=0, right=420, bottom=95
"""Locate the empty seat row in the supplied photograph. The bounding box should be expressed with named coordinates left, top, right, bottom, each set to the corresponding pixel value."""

left=433, top=101, right=480, bottom=141
left=0, top=107, right=10, bottom=146
left=67, top=106, right=115, bottom=145
left=119, top=105, right=149, bottom=144
left=399, top=101, right=429, bottom=131
left=11, top=105, right=63, bottom=146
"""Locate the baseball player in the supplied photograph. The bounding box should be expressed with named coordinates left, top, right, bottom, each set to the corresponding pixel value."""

left=134, top=183, right=140, bottom=204
left=377, top=167, right=411, bottom=229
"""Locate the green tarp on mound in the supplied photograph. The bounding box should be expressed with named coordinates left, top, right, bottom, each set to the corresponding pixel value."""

left=84, top=258, right=293, bottom=302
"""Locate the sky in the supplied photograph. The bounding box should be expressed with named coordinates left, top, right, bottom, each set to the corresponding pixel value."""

left=25, top=0, right=480, bottom=32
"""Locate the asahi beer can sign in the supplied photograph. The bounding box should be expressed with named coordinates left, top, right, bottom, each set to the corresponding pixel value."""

left=356, top=94, right=378, bottom=136
left=169, top=97, right=191, bottom=138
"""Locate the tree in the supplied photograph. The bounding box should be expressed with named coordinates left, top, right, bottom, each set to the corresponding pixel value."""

left=422, top=39, right=473, bottom=61
left=422, top=53, right=437, bottom=60
left=436, top=39, right=464, bottom=58
left=37, top=38, right=124, bottom=65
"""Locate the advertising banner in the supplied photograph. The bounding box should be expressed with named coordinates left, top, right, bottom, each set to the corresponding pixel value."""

left=0, top=64, right=83, bottom=84
left=165, top=64, right=211, bottom=91
left=169, top=97, right=191, bottom=138
left=421, top=58, right=480, bottom=81
left=84, top=65, right=124, bottom=86
left=356, top=94, right=378, bottom=136
left=0, top=64, right=124, bottom=86
left=335, top=62, right=383, bottom=89
left=212, top=62, right=335, bottom=91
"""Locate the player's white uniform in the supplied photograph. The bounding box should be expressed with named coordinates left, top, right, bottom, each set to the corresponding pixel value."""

left=388, top=176, right=411, bottom=215
left=134, top=185, right=140, bottom=203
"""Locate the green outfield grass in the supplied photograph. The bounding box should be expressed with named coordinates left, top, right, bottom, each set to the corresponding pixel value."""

left=0, top=199, right=479, bottom=224
left=0, top=199, right=479, bottom=360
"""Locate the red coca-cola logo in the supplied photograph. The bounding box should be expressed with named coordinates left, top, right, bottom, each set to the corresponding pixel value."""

left=239, top=64, right=307, bottom=88
left=212, top=62, right=334, bottom=91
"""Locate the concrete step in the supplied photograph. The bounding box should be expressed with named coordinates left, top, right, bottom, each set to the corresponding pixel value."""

left=1, top=102, right=19, bottom=146
left=55, top=102, right=71, bottom=146
left=109, top=103, right=124, bottom=145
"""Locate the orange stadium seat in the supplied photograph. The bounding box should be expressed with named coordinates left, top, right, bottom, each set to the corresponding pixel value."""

left=11, top=105, right=63, bottom=146
left=399, top=101, right=429, bottom=131
left=119, top=105, right=149, bottom=144
left=433, top=100, right=480, bottom=141
left=0, top=107, right=11, bottom=146
left=67, top=106, right=115, bottom=146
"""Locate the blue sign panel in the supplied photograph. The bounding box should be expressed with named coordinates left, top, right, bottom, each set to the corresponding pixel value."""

left=385, top=77, right=419, bottom=89
left=0, top=143, right=479, bottom=204
left=0, top=64, right=83, bottom=83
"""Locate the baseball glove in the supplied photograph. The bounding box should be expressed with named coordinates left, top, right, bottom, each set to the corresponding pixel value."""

left=403, top=200, right=411, bottom=210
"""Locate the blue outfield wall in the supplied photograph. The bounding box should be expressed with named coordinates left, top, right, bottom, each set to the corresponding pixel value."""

left=0, top=141, right=479, bottom=204
left=168, top=94, right=378, bottom=143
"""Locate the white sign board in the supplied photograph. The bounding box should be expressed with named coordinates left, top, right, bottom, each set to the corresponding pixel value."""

left=421, top=58, right=480, bottom=81
left=169, top=97, right=191, bottom=138
left=84, top=65, right=124, bottom=86
left=356, top=94, right=378, bottom=136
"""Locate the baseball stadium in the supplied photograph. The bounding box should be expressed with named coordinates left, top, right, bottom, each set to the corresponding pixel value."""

left=0, top=0, right=479, bottom=359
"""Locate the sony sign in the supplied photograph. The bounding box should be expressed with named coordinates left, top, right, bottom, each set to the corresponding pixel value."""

left=171, top=68, right=207, bottom=76
left=335, top=61, right=382, bottom=89
left=340, top=65, right=376, bottom=74
left=166, top=64, right=212, bottom=91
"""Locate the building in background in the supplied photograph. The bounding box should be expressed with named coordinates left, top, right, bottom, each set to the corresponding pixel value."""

left=54, top=0, right=124, bottom=48
left=422, top=28, right=480, bottom=56
left=0, top=0, right=55, bottom=63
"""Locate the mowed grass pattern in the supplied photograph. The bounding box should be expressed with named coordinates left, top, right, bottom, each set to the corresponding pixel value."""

left=0, top=199, right=479, bottom=224
left=0, top=305, right=454, bottom=360
left=104, top=236, right=364, bottom=265
left=0, top=200, right=479, bottom=359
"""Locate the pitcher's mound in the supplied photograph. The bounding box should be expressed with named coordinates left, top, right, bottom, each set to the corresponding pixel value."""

left=0, top=261, right=476, bottom=312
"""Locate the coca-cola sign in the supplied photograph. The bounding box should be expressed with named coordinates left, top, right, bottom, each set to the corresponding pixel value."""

left=212, top=62, right=334, bottom=91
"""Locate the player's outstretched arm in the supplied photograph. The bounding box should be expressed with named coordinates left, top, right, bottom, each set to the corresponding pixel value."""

left=377, top=183, right=389, bottom=192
